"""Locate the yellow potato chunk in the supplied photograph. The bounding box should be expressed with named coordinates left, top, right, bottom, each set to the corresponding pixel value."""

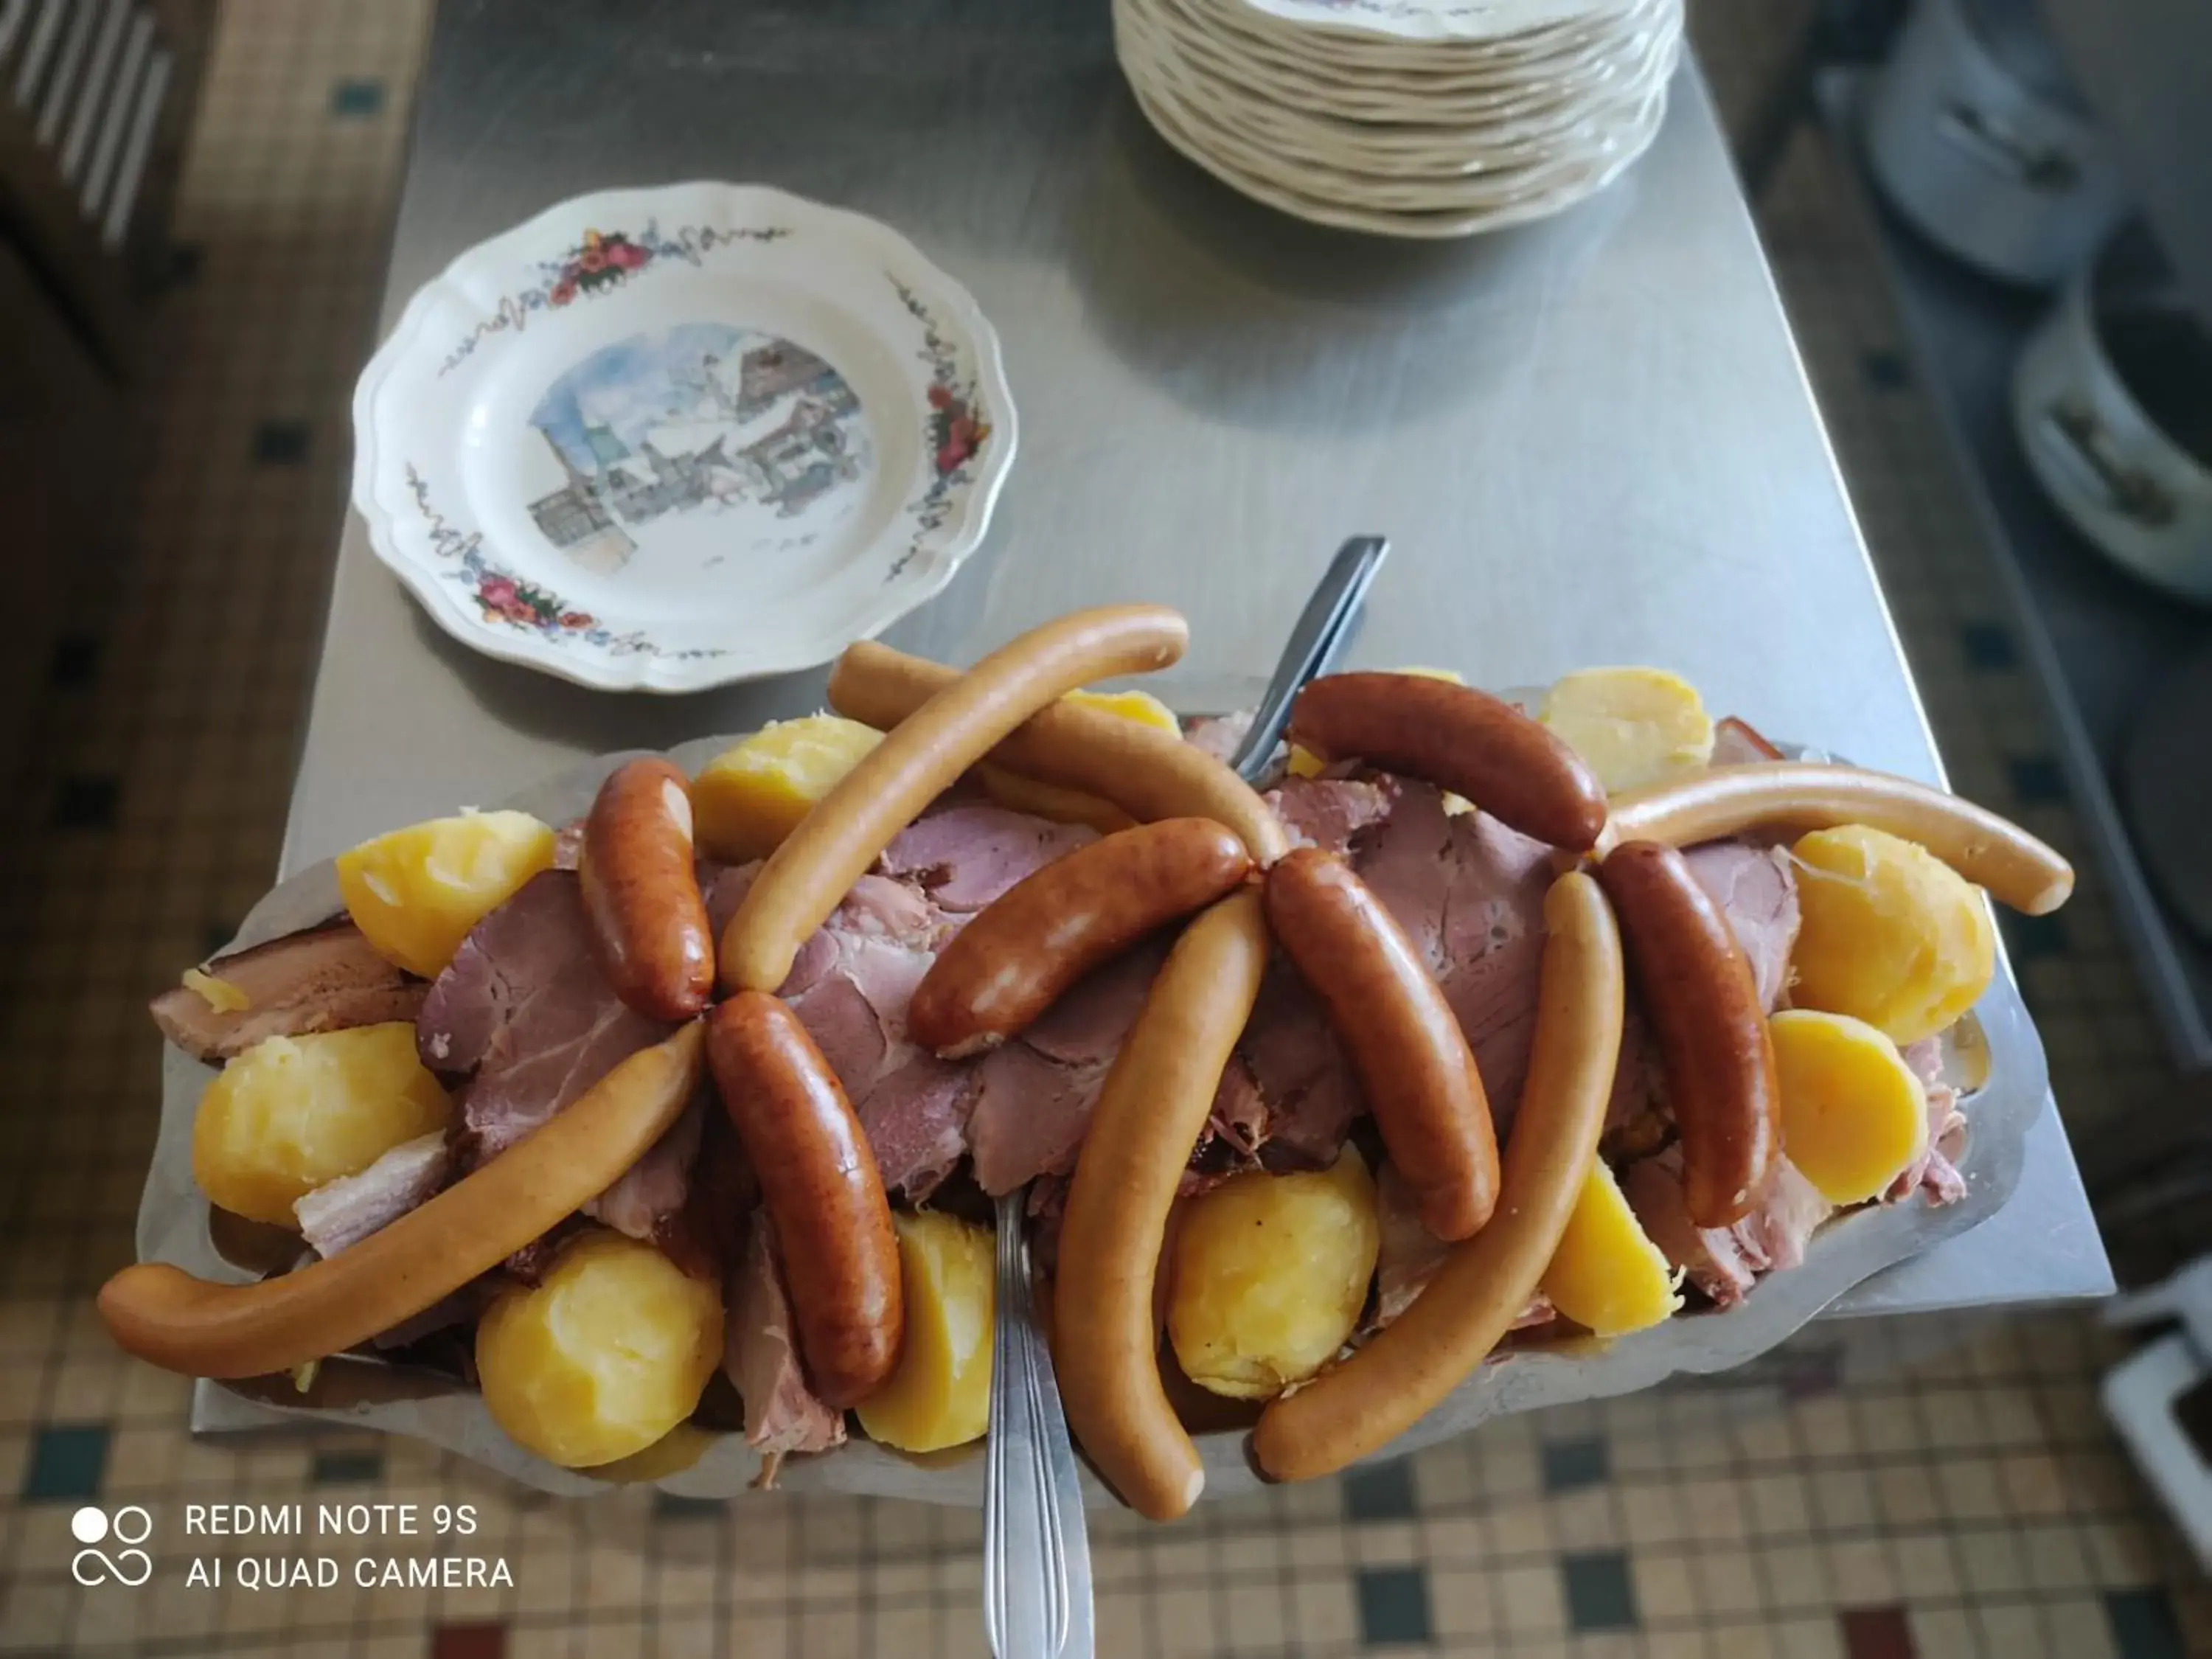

left=192, top=1024, right=451, bottom=1226
left=1790, top=824, right=1996, bottom=1045
left=336, top=810, right=556, bottom=978
left=1169, top=1147, right=1380, bottom=1400
left=1770, top=1009, right=1930, bottom=1204
left=1541, top=1161, right=1683, bottom=1337
left=476, top=1230, right=723, bottom=1469
left=978, top=687, right=1183, bottom=831
left=856, top=1211, right=995, bottom=1453
left=1539, top=666, right=1714, bottom=791
left=691, top=715, right=883, bottom=863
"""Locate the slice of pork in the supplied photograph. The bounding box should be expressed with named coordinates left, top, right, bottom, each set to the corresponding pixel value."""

left=1618, top=1150, right=1760, bottom=1307
left=417, top=871, right=672, bottom=1164
left=1265, top=776, right=1398, bottom=859
left=1374, top=1161, right=1450, bottom=1326
left=150, top=921, right=426, bottom=1063
left=877, top=804, right=1098, bottom=912
left=727, top=1215, right=846, bottom=1461
left=1893, top=1037, right=1968, bottom=1204
left=585, top=1097, right=706, bottom=1244
left=294, top=1133, right=451, bottom=1258
left=1182, top=712, right=1249, bottom=764
left=1681, top=841, right=1801, bottom=1013
left=967, top=946, right=1161, bottom=1194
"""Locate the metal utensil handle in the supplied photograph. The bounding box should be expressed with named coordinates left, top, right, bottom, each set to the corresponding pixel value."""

left=984, top=1193, right=1092, bottom=1658
left=1231, top=535, right=1391, bottom=783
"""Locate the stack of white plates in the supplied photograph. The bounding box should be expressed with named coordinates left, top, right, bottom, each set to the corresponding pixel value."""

left=1114, top=0, right=1685, bottom=237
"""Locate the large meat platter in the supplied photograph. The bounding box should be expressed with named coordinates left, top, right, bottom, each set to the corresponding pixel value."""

left=118, top=611, right=2064, bottom=1504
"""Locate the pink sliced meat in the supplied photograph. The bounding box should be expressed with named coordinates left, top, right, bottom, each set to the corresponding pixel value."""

left=585, top=1097, right=706, bottom=1243
left=1681, top=841, right=1801, bottom=1013
left=727, top=1214, right=846, bottom=1461
left=1242, top=968, right=1364, bottom=1167
left=1711, top=716, right=1784, bottom=765
left=1893, top=1037, right=1969, bottom=1205
left=1182, top=712, right=1248, bottom=764
left=151, top=920, right=427, bottom=1063
left=877, top=804, right=1099, bottom=912
left=963, top=945, right=1164, bottom=1195
left=1731, top=1158, right=1834, bottom=1274
left=1207, top=1054, right=1268, bottom=1157
left=1374, top=1160, right=1450, bottom=1325
left=293, top=1133, right=451, bottom=1258
left=417, top=871, right=672, bottom=1164
left=1619, top=1150, right=1759, bottom=1307
left=1265, top=776, right=1398, bottom=858
left=858, top=1057, right=976, bottom=1200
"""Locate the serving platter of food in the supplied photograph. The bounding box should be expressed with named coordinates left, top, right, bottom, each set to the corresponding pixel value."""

left=108, top=605, right=2070, bottom=1509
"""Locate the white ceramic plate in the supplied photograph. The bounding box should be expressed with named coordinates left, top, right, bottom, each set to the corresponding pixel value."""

left=1123, top=0, right=1677, bottom=175
left=1146, top=0, right=1674, bottom=123
left=351, top=183, right=1017, bottom=694
left=1123, top=33, right=1670, bottom=231
left=1214, top=0, right=1648, bottom=64
left=1189, top=0, right=1666, bottom=85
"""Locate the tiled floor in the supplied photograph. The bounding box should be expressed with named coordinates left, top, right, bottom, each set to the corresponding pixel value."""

left=1, top=1, right=2207, bottom=1655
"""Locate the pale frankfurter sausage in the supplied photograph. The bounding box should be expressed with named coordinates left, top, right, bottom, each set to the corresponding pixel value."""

left=1253, top=872, right=1621, bottom=1482
left=908, top=818, right=1252, bottom=1058
left=580, top=758, right=714, bottom=1021
left=826, top=641, right=1289, bottom=866
left=1263, top=847, right=1499, bottom=1242
left=1287, top=672, right=1609, bottom=852
left=1596, top=840, right=1778, bottom=1228
left=1605, top=762, right=2073, bottom=916
left=723, top=608, right=1189, bottom=992
left=706, top=992, right=902, bottom=1409
left=1056, top=886, right=1270, bottom=1521
left=97, top=1024, right=705, bottom=1379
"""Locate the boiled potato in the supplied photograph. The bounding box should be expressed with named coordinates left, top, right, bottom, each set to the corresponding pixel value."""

left=1770, top=1009, right=1930, bottom=1204
left=336, top=809, right=556, bottom=978
left=1790, top=824, right=1996, bottom=1045
left=1541, top=1160, right=1683, bottom=1337
left=476, top=1229, right=723, bottom=1469
left=193, top=1024, right=451, bottom=1225
left=1539, top=667, right=1714, bottom=791
left=856, top=1211, right=994, bottom=1453
left=1169, top=1147, right=1380, bottom=1400
left=691, top=715, right=883, bottom=863
left=979, top=688, right=1182, bottom=831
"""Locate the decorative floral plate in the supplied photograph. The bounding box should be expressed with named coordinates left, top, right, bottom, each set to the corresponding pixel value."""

left=351, top=183, right=1017, bottom=692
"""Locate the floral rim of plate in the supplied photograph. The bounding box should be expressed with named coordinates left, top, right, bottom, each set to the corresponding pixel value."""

left=350, top=182, right=1018, bottom=692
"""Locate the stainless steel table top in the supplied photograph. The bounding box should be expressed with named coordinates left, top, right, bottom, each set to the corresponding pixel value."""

left=279, top=0, right=2111, bottom=1318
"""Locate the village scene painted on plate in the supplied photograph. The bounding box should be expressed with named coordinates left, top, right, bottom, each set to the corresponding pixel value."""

left=521, top=321, right=873, bottom=579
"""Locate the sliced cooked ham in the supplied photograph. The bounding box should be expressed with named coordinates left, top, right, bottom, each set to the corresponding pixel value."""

left=1682, top=841, right=1801, bottom=1012
left=1265, top=776, right=1398, bottom=858
left=1732, top=1159, right=1834, bottom=1274
left=294, top=1133, right=450, bottom=1257
left=878, top=804, right=1098, bottom=912
left=1182, top=712, right=1250, bottom=764
left=1374, top=1161, right=1449, bottom=1324
left=728, top=1215, right=845, bottom=1462
left=859, top=1058, right=975, bottom=1199
left=1893, top=1037, right=1968, bottom=1204
left=417, top=871, right=673, bottom=1163
left=585, top=1097, right=705, bottom=1243
left=1621, top=1147, right=1834, bottom=1305
left=151, top=921, right=426, bottom=1063
left=1619, top=1150, right=1760, bottom=1307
